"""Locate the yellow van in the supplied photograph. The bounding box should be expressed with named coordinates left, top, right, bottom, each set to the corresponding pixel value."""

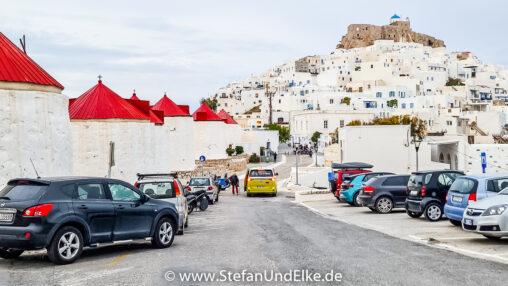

left=244, top=168, right=277, bottom=197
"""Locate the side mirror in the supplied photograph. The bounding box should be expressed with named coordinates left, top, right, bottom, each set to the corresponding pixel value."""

left=141, top=194, right=149, bottom=203
left=275, top=173, right=279, bottom=176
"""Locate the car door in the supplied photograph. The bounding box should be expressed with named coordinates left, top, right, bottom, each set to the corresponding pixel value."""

left=385, top=176, right=410, bottom=205
left=108, top=183, right=155, bottom=240
left=73, top=182, right=115, bottom=243
left=437, top=172, right=460, bottom=201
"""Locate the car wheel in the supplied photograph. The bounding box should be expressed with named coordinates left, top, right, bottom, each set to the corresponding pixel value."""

left=152, top=218, right=175, bottom=248
left=483, top=235, right=502, bottom=241
left=347, top=201, right=355, bottom=206
left=368, top=207, right=377, bottom=212
left=272, top=191, right=277, bottom=197
left=0, top=248, right=24, bottom=259
left=47, top=226, right=83, bottom=265
left=353, top=193, right=362, bottom=207
left=406, top=209, right=423, bottom=218
left=375, top=197, right=393, bottom=214
left=449, top=219, right=462, bottom=226
left=424, top=202, right=443, bottom=222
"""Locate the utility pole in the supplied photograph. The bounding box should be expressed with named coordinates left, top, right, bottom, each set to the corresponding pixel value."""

left=265, top=83, right=274, bottom=124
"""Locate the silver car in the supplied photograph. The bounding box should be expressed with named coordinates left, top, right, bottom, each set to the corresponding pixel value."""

left=186, top=177, right=219, bottom=204
left=136, top=174, right=188, bottom=235
left=462, top=187, right=508, bottom=240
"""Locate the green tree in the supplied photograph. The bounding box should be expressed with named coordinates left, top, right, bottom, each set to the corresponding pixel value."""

left=387, top=99, right=398, bottom=108
left=346, top=120, right=362, bottom=126
left=234, top=146, right=244, bottom=155
left=445, top=77, right=465, bottom=86
left=200, top=97, right=218, bottom=112
left=266, top=123, right=290, bottom=143
left=341, top=97, right=351, bottom=105
left=330, top=128, right=339, bottom=143
left=311, top=131, right=322, bottom=143
left=225, top=148, right=235, bottom=156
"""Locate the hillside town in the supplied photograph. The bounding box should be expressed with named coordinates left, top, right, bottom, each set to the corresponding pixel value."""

left=2, top=7, right=508, bottom=285
left=214, top=15, right=508, bottom=174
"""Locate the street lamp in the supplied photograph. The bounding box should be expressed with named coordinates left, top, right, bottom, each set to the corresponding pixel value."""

left=413, top=137, right=421, bottom=172
left=294, top=141, right=300, bottom=185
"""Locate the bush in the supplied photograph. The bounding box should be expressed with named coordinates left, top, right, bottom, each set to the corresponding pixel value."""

left=235, top=146, right=244, bottom=155
left=226, top=148, right=235, bottom=156
left=260, top=147, right=265, bottom=157
left=249, top=153, right=259, bottom=163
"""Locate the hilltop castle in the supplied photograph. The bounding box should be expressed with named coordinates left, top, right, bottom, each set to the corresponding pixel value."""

left=337, top=14, right=445, bottom=49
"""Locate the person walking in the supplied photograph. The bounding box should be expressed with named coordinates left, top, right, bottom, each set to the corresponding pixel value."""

left=230, top=173, right=239, bottom=195
left=273, top=152, right=277, bottom=162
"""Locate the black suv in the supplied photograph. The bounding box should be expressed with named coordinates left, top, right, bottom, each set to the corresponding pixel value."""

left=0, top=177, right=179, bottom=264
left=358, top=174, right=410, bottom=213
left=405, top=170, right=464, bottom=221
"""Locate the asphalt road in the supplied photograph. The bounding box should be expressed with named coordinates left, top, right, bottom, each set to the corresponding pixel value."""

left=2, top=158, right=508, bottom=285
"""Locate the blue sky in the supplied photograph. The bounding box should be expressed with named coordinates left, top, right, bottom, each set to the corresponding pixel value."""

left=1, top=0, right=507, bottom=111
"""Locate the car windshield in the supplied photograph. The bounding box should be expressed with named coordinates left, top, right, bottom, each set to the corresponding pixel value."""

left=139, top=182, right=175, bottom=199
left=0, top=182, right=47, bottom=201
left=408, top=173, right=431, bottom=187
left=449, top=178, right=475, bottom=194
left=189, top=178, right=211, bottom=186
left=249, top=170, right=273, bottom=177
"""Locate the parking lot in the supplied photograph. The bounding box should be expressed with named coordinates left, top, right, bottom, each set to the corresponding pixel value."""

left=301, top=194, right=508, bottom=265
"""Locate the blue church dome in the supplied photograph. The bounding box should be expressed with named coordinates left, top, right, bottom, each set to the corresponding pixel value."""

left=391, top=14, right=401, bottom=19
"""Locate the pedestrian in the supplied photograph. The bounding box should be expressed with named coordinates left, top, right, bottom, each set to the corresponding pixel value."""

left=230, top=172, right=239, bottom=195
left=273, top=152, right=277, bottom=162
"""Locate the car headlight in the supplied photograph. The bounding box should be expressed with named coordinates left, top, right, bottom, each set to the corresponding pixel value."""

left=482, top=204, right=508, bottom=216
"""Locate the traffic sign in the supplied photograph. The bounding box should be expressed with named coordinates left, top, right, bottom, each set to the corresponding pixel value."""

left=199, top=155, right=206, bottom=162
left=481, top=152, right=486, bottom=173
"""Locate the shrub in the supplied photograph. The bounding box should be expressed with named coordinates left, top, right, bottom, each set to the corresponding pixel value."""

left=235, top=146, right=244, bottom=155
left=226, top=148, right=235, bottom=156
left=249, top=153, right=259, bottom=163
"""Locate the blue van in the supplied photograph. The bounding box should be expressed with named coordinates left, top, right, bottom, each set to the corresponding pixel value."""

left=444, top=174, right=508, bottom=226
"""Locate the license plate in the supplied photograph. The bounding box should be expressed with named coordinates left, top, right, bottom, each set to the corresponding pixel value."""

left=452, top=196, right=463, bottom=203
left=0, top=213, right=14, bottom=222
left=257, top=186, right=264, bottom=189
left=410, top=191, right=417, bottom=196
left=464, top=219, right=473, bottom=226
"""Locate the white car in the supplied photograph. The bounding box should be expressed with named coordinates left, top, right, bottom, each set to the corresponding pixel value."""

left=462, top=188, right=508, bottom=240
left=186, top=177, right=219, bottom=204
left=135, top=174, right=188, bottom=235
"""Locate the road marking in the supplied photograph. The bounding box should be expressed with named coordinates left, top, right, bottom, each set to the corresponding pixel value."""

left=432, top=236, right=481, bottom=240
left=107, top=252, right=131, bottom=266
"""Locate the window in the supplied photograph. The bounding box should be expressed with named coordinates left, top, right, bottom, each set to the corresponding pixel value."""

left=389, top=91, right=395, bottom=97
left=410, top=103, right=414, bottom=108
left=109, top=184, right=140, bottom=201
left=139, top=181, right=175, bottom=199
left=382, top=176, right=409, bottom=186
left=446, top=121, right=453, bottom=126
left=329, top=99, right=334, bottom=104
left=449, top=178, right=476, bottom=194
left=77, top=184, right=107, bottom=200
left=189, top=178, right=211, bottom=186
left=487, top=178, right=508, bottom=193
left=340, top=120, right=344, bottom=127
left=376, top=92, right=382, bottom=98
left=324, top=120, right=328, bottom=129
left=438, top=173, right=460, bottom=187
left=0, top=183, right=48, bottom=201
left=249, top=170, right=273, bottom=177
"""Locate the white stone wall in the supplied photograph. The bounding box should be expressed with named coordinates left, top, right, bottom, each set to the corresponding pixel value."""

left=71, top=119, right=195, bottom=184
left=0, top=89, right=72, bottom=186
left=194, top=121, right=228, bottom=160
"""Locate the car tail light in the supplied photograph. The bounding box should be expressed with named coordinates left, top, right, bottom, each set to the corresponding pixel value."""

left=208, top=186, right=213, bottom=190
left=247, top=177, right=252, bottom=182
left=347, top=184, right=353, bottom=188
left=364, top=186, right=374, bottom=192
left=186, top=187, right=191, bottom=191
left=421, top=186, right=426, bottom=197
left=173, top=181, right=181, bottom=195
left=335, top=191, right=340, bottom=196
left=271, top=177, right=276, bottom=182
left=134, top=182, right=138, bottom=188
left=406, top=186, right=409, bottom=195
left=445, top=192, right=448, bottom=204
left=468, top=193, right=476, bottom=205
left=23, top=204, right=53, bottom=217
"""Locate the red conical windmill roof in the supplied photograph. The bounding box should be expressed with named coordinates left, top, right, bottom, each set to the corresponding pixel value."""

left=69, top=79, right=150, bottom=120
left=130, top=91, right=140, bottom=100
left=0, top=32, right=63, bottom=89
left=152, top=94, right=189, bottom=116
left=217, top=109, right=238, bottom=124
left=192, top=104, right=222, bottom=121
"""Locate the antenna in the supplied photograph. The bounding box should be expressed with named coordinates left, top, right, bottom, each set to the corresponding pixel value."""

left=19, top=35, right=26, bottom=54
left=30, top=158, right=40, bottom=179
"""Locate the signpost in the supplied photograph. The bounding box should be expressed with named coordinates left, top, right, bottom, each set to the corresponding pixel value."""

left=199, top=155, right=206, bottom=175
left=481, top=152, right=486, bottom=173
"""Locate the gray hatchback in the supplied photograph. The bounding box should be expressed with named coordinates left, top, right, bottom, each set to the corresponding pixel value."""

left=358, top=174, right=410, bottom=213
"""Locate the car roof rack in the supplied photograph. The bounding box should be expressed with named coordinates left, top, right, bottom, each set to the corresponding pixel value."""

left=331, top=162, right=373, bottom=170
left=137, top=173, right=178, bottom=180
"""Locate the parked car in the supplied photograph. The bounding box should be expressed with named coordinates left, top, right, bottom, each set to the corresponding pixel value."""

left=462, top=188, right=508, bottom=240
left=329, top=162, right=373, bottom=201
left=445, top=174, right=508, bottom=226
left=244, top=168, right=278, bottom=197
left=340, top=172, right=394, bottom=206
left=135, top=173, right=188, bottom=235
left=405, top=170, right=464, bottom=221
left=358, top=174, right=410, bottom=213
left=0, top=177, right=179, bottom=264
left=186, top=177, right=219, bottom=204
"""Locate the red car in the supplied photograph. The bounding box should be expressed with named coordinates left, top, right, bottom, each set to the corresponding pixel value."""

left=330, top=162, right=373, bottom=201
